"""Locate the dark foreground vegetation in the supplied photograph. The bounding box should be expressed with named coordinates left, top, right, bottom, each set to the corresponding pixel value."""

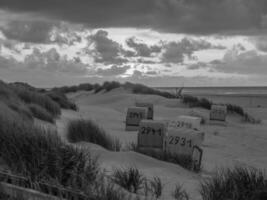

left=0, top=111, right=98, bottom=189
left=200, top=167, right=267, bottom=200
left=112, top=167, right=164, bottom=198
left=0, top=192, right=24, bottom=200
left=0, top=95, right=128, bottom=199
left=67, top=119, right=121, bottom=151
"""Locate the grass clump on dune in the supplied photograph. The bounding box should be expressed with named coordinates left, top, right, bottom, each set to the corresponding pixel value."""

left=200, top=166, right=267, bottom=200
left=52, top=83, right=95, bottom=93
left=53, top=81, right=177, bottom=99
left=11, top=85, right=61, bottom=117
left=28, top=103, right=54, bottom=123
left=0, top=113, right=99, bottom=190
left=102, top=81, right=121, bottom=92
left=172, top=184, right=189, bottom=200
left=112, top=167, right=164, bottom=198
left=148, top=176, right=164, bottom=198
left=182, top=94, right=250, bottom=119
left=112, top=167, right=145, bottom=194
left=123, top=82, right=176, bottom=99
left=182, top=95, right=212, bottom=110
left=45, top=91, right=77, bottom=111
left=67, top=119, right=121, bottom=151
left=93, top=183, right=127, bottom=200
left=7, top=102, right=33, bottom=121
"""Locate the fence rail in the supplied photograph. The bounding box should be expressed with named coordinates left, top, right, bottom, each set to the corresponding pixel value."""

left=0, top=170, right=89, bottom=200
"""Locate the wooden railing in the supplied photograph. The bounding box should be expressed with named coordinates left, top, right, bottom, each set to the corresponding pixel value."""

left=0, top=170, right=89, bottom=200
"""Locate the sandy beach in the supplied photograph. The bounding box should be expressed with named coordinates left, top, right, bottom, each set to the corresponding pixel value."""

left=55, top=88, right=267, bottom=200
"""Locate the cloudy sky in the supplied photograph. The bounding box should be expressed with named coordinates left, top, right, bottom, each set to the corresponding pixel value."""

left=0, top=0, right=267, bottom=87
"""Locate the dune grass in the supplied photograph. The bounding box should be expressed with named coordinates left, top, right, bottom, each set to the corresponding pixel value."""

left=67, top=119, right=121, bottom=151
left=27, top=103, right=54, bottom=123
left=11, top=85, right=61, bottom=117
left=182, top=95, right=212, bottom=110
left=172, top=184, right=189, bottom=200
left=45, top=91, right=77, bottom=111
left=0, top=80, right=79, bottom=124
left=200, top=166, right=267, bottom=200
left=112, top=167, right=145, bottom=194
left=182, top=94, right=251, bottom=118
left=112, top=167, right=164, bottom=198
left=52, top=81, right=177, bottom=99
left=0, top=112, right=99, bottom=190
left=0, top=192, right=25, bottom=200
left=7, top=102, right=33, bottom=121
left=0, top=99, right=127, bottom=199
left=52, top=83, right=96, bottom=93
left=149, top=176, right=164, bottom=199
left=93, top=183, right=127, bottom=200
left=123, top=82, right=176, bottom=98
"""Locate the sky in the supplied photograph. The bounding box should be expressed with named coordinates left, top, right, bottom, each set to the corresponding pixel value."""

left=0, top=0, right=267, bottom=87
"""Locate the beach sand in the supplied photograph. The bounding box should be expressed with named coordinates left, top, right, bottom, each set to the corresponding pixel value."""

left=56, top=88, right=267, bottom=200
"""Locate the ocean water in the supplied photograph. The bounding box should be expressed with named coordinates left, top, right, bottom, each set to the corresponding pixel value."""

left=155, top=87, right=267, bottom=96
left=155, top=87, right=267, bottom=107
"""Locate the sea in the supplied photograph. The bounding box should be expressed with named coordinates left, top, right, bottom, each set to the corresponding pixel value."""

left=155, top=87, right=267, bottom=96
left=154, top=87, right=267, bottom=107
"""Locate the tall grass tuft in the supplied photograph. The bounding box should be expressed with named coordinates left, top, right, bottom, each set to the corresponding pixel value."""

left=200, top=166, right=267, bottom=200
left=149, top=176, right=163, bottom=199
left=182, top=95, right=212, bottom=109
left=67, top=119, right=121, bottom=151
left=93, top=183, right=127, bottom=200
left=28, top=103, right=54, bottom=123
left=0, top=113, right=99, bottom=189
left=172, top=184, right=189, bottom=200
left=112, top=167, right=145, bottom=193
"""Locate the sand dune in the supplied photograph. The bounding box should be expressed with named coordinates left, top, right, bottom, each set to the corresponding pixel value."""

left=56, top=88, right=267, bottom=200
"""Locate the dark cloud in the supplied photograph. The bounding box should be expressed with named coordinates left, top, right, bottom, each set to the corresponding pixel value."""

left=137, top=58, right=157, bottom=64
left=1, top=20, right=55, bottom=43
left=161, top=38, right=224, bottom=63
left=96, top=65, right=130, bottom=76
left=0, top=0, right=266, bottom=35
left=187, top=62, right=209, bottom=70
left=145, top=71, right=158, bottom=75
left=211, top=49, right=267, bottom=75
left=24, top=48, right=88, bottom=74
left=126, top=37, right=161, bottom=57
left=122, top=49, right=136, bottom=57
left=88, top=30, right=127, bottom=64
